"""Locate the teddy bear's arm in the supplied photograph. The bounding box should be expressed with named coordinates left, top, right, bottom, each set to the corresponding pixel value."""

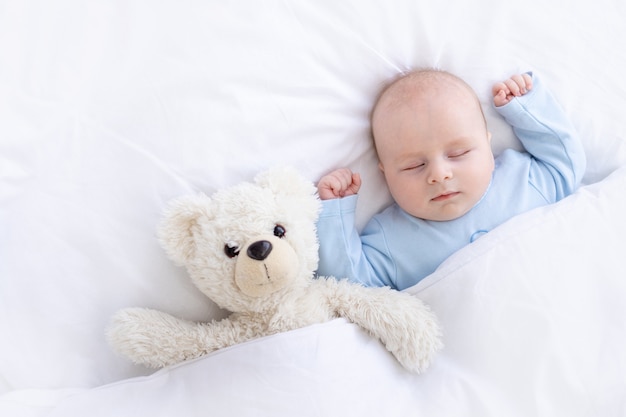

left=322, top=279, right=443, bottom=373
left=106, top=307, right=251, bottom=368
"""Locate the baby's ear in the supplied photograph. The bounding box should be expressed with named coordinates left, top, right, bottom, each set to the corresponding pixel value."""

left=157, top=194, right=213, bottom=265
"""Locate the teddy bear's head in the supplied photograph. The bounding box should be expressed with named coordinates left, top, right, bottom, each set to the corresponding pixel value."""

left=158, top=167, right=321, bottom=313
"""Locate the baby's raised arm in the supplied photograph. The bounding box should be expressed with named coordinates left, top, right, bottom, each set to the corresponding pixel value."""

left=492, top=73, right=533, bottom=107
left=317, top=168, right=361, bottom=200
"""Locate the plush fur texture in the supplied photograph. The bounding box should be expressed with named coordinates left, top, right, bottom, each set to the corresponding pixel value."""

left=106, top=167, right=442, bottom=373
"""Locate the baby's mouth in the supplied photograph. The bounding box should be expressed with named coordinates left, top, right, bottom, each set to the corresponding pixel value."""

left=432, top=191, right=459, bottom=202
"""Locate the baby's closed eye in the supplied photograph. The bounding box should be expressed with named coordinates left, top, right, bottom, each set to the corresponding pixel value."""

left=402, top=162, right=425, bottom=171
left=448, top=149, right=471, bottom=158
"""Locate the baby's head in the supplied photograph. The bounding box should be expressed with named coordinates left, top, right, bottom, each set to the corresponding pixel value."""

left=371, top=68, right=495, bottom=221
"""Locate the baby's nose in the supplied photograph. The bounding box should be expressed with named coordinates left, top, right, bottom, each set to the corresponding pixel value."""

left=427, top=161, right=453, bottom=183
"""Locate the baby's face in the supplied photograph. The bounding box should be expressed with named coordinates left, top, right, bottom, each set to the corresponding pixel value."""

left=373, top=82, right=494, bottom=221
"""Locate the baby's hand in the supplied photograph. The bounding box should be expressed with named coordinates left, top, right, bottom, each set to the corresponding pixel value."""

left=492, top=73, right=533, bottom=107
left=317, top=168, right=361, bottom=200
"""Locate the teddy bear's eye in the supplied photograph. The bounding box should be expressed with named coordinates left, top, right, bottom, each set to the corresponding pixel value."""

left=273, top=225, right=286, bottom=238
left=224, top=244, right=240, bottom=258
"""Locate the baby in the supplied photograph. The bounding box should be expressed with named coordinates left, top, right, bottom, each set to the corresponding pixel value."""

left=316, top=69, right=586, bottom=290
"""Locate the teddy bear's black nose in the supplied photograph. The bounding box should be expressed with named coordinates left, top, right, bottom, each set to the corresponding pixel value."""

left=247, top=240, right=273, bottom=261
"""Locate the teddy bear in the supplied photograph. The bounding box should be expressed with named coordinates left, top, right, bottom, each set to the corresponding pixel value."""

left=106, top=167, right=442, bottom=373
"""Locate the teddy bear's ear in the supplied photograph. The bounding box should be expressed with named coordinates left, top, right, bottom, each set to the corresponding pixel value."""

left=254, top=166, right=320, bottom=219
left=254, top=166, right=317, bottom=199
left=157, top=193, right=213, bottom=265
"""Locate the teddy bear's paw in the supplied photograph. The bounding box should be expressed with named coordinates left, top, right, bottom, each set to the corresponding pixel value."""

left=328, top=280, right=443, bottom=373
left=379, top=296, right=443, bottom=374
left=350, top=289, right=442, bottom=374
left=387, top=316, right=443, bottom=373
left=106, top=308, right=204, bottom=368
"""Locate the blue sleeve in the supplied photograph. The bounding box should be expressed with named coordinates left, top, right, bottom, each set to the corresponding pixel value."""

left=315, top=196, right=394, bottom=288
left=494, top=72, right=586, bottom=202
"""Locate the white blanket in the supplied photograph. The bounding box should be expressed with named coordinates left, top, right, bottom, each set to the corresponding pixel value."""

left=1, top=0, right=626, bottom=415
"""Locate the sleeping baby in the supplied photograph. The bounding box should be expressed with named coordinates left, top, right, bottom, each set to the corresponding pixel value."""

left=315, top=70, right=586, bottom=290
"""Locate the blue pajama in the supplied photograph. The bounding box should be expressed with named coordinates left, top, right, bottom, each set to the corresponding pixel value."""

left=315, top=73, right=586, bottom=290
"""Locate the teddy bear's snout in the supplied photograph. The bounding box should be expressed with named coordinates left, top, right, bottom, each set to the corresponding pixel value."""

left=247, top=240, right=273, bottom=261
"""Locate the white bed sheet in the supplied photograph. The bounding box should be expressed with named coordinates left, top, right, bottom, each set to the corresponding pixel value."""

left=2, top=166, right=625, bottom=416
left=1, top=0, right=626, bottom=415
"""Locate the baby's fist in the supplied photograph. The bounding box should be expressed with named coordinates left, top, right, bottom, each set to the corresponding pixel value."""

left=317, top=168, right=361, bottom=200
left=492, top=73, right=533, bottom=107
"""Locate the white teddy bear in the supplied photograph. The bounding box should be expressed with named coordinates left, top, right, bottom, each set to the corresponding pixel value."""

left=107, top=167, right=442, bottom=373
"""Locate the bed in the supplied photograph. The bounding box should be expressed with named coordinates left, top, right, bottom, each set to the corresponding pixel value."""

left=1, top=0, right=625, bottom=415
